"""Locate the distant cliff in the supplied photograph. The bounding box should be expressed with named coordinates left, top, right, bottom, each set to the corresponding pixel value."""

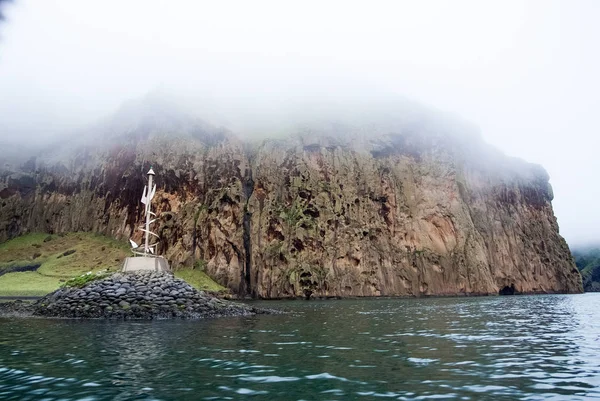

left=572, top=247, right=600, bottom=291
left=0, top=98, right=583, bottom=297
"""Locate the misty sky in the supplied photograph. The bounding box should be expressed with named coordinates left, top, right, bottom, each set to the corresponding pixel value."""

left=0, top=0, right=598, bottom=246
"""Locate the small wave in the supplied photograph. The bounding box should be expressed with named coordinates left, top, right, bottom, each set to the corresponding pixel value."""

left=218, top=385, right=268, bottom=395
left=407, top=357, right=439, bottom=365
left=240, top=375, right=300, bottom=383
left=321, top=388, right=345, bottom=395
left=306, top=372, right=351, bottom=382
left=356, top=390, right=400, bottom=397
left=273, top=341, right=312, bottom=345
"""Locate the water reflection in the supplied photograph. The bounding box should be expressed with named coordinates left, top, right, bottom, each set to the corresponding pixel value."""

left=1, top=294, right=599, bottom=400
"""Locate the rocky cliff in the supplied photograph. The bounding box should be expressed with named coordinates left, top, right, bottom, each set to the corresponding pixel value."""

left=0, top=99, right=583, bottom=297
left=572, top=247, right=600, bottom=291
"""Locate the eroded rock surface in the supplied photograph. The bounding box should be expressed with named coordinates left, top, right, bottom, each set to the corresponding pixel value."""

left=0, top=100, right=583, bottom=298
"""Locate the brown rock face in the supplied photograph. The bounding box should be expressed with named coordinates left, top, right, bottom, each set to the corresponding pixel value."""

left=0, top=106, right=582, bottom=297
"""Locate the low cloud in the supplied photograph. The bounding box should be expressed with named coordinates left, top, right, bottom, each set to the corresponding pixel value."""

left=0, top=0, right=598, bottom=245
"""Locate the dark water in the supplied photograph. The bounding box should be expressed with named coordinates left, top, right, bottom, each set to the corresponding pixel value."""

left=1, top=294, right=600, bottom=400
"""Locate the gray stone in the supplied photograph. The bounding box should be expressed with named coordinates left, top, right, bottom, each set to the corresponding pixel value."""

left=23, top=271, right=274, bottom=320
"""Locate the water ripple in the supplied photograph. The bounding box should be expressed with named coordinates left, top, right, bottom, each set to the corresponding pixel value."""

left=1, top=294, right=600, bottom=400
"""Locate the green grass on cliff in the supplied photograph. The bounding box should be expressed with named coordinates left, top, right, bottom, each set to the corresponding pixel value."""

left=573, top=247, right=600, bottom=292
left=0, top=272, right=63, bottom=297
left=0, top=233, right=226, bottom=297
left=174, top=268, right=226, bottom=293
left=0, top=233, right=129, bottom=297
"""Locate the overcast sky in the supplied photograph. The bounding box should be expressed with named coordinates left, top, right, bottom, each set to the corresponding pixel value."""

left=0, top=0, right=598, bottom=246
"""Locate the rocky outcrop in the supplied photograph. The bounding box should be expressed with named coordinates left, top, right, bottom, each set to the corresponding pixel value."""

left=0, top=271, right=272, bottom=319
left=0, top=100, right=583, bottom=298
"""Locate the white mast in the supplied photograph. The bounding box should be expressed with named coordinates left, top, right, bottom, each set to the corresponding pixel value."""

left=130, top=167, right=158, bottom=257
left=144, top=167, right=155, bottom=255
left=123, top=166, right=171, bottom=272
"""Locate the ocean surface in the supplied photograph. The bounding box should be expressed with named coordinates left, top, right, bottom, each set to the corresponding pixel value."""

left=1, top=294, right=599, bottom=400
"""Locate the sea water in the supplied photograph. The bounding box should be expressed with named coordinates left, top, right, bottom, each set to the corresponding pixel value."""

left=1, top=294, right=599, bottom=400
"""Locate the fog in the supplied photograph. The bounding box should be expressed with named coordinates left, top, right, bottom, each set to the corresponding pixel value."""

left=0, top=0, right=598, bottom=246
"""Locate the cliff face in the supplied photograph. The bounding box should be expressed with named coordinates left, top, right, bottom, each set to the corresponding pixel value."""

left=572, top=247, right=600, bottom=292
left=0, top=104, right=583, bottom=297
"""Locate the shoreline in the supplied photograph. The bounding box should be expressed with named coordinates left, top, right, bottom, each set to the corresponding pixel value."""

left=1, top=271, right=279, bottom=320
left=2, top=290, right=592, bottom=320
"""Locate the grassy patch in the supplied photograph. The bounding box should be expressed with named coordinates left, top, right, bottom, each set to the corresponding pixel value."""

left=0, top=271, right=63, bottom=297
left=0, top=233, right=230, bottom=297
left=63, top=271, right=111, bottom=288
left=174, top=269, right=227, bottom=293
left=0, top=232, right=129, bottom=297
left=0, top=233, right=50, bottom=262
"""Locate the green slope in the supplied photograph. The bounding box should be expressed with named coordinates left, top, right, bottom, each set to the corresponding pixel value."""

left=173, top=269, right=226, bottom=293
left=0, top=233, right=129, bottom=296
left=0, top=232, right=226, bottom=297
left=572, top=247, right=600, bottom=292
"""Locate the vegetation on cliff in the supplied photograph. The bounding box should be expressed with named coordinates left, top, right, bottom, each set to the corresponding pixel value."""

left=0, top=233, right=128, bottom=296
left=0, top=233, right=224, bottom=297
left=174, top=267, right=227, bottom=294
left=572, top=247, right=600, bottom=292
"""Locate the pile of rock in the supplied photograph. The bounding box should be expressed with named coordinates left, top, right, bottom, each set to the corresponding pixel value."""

left=31, top=271, right=271, bottom=319
left=0, top=299, right=34, bottom=318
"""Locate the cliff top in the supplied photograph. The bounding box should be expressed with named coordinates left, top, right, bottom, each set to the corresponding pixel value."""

left=1, top=93, right=550, bottom=190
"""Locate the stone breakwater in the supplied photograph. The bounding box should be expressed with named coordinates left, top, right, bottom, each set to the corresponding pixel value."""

left=24, top=271, right=274, bottom=319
